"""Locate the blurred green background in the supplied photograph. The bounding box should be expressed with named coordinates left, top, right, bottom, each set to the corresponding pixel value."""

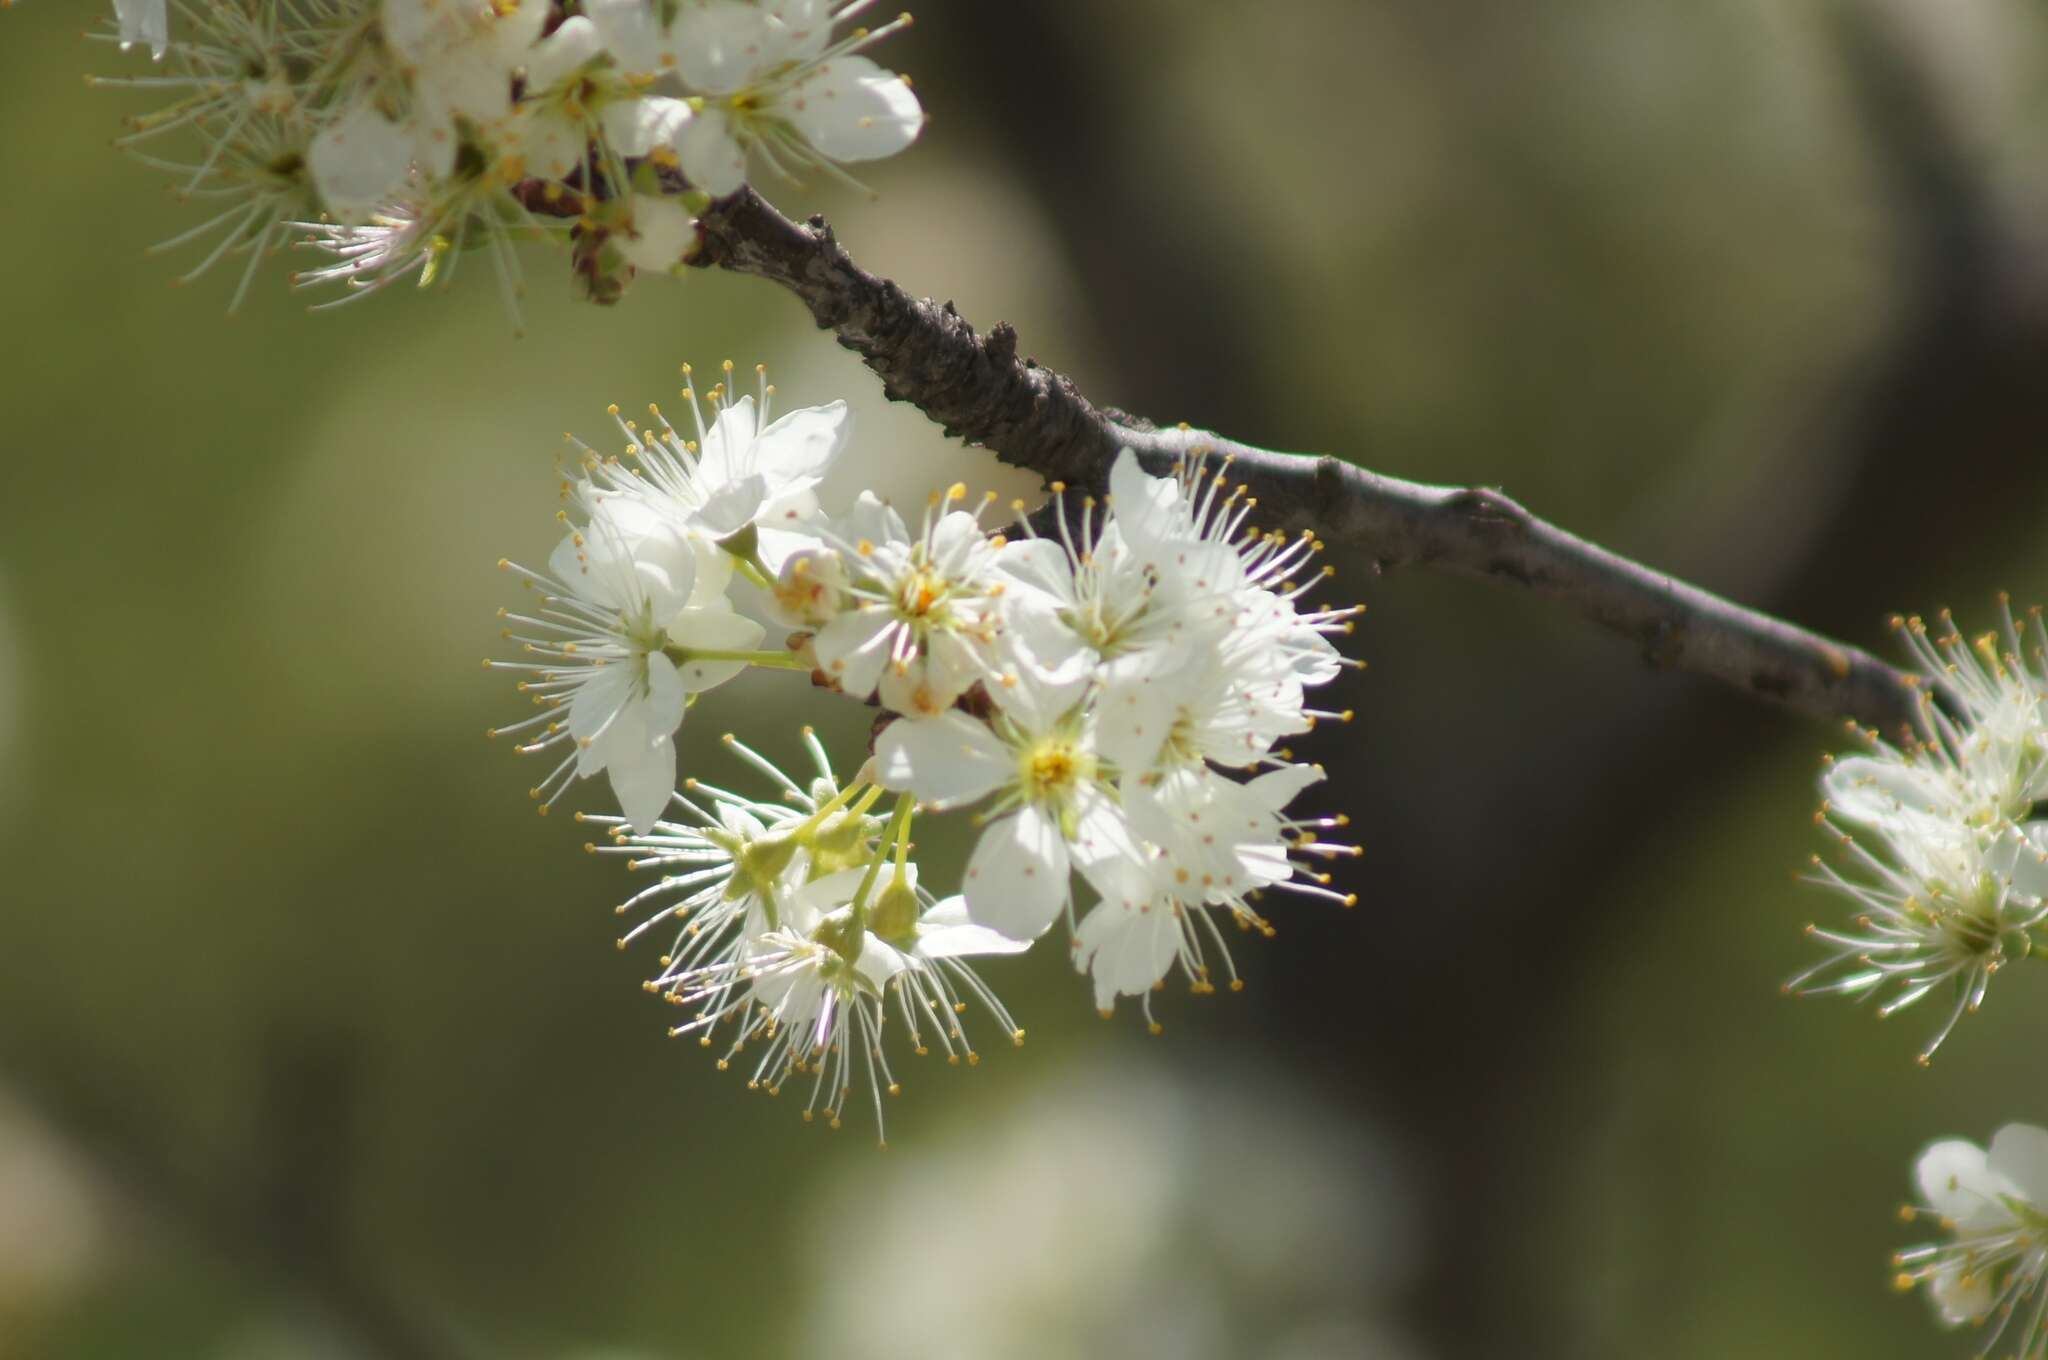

left=5, top=1, right=2048, bottom=1356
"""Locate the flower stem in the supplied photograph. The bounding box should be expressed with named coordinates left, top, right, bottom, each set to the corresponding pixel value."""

left=663, top=645, right=808, bottom=670
left=851, top=799, right=916, bottom=921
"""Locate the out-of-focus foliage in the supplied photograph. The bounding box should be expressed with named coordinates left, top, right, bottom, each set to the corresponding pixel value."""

left=4, top=2, right=2048, bottom=1357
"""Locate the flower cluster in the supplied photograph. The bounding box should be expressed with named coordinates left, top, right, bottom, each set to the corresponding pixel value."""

left=79, top=0, right=923, bottom=315
left=1896, top=1125, right=2048, bottom=1357
left=1790, top=603, right=2048, bottom=1062
left=491, top=363, right=1363, bottom=1134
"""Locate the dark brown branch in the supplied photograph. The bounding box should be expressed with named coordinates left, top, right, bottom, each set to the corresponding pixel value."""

left=691, top=187, right=1923, bottom=737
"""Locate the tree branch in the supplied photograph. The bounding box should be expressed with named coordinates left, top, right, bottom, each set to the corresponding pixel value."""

left=691, top=187, right=1922, bottom=737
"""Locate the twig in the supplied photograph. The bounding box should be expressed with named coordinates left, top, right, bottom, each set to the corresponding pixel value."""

left=690, top=187, right=1923, bottom=737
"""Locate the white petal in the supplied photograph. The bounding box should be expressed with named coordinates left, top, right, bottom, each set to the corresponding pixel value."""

left=500, top=106, right=586, bottom=181
left=792, top=866, right=869, bottom=916
left=872, top=712, right=1011, bottom=808
left=566, top=664, right=631, bottom=775
left=1248, top=761, right=1325, bottom=812
left=1824, top=755, right=1956, bottom=828
left=783, top=56, right=925, bottom=162
left=962, top=805, right=1069, bottom=940
left=694, top=396, right=760, bottom=486
left=2013, top=823, right=2048, bottom=901
left=677, top=108, right=748, bottom=196
left=997, top=591, right=1093, bottom=694
left=855, top=936, right=910, bottom=988
left=670, top=0, right=779, bottom=90
left=1068, top=785, right=1145, bottom=888
left=1094, top=675, right=1172, bottom=773
left=833, top=491, right=907, bottom=548
left=602, top=95, right=695, bottom=158
left=666, top=608, right=766, bottom=691
left=1917, top=1138, right=2012, bottom=1235
left=1074, top=896, right=1182, bottom=1010
left=113, top=0, right=168, bottom=57
left=915, top=897, right=1033, bottom=960
left=879, top=658, right=970, bottom=719
left=813, top=610, right=895, bottom=698
left=308, top=101, right=414, bottom=225
left=1930, top=1261, right=1996, bottom=1324
left=995, top=536, right=1074, bottom=601
left=609, top=732, right=676, bottom=834
left=617, top=194, right=696, bottom=273
left=983, top=661, right=1078, bottom=733
left=694, top=473, right=771, bottom=539
left=584, top=0, right=667, bottom=73
left=752, top=400, right=852, bottom=486
left=525, top=15, right=602, bottom=88
left=640, top=650, right=686, bottom=735
left=1990, top=1124, right=2048, bottom=1207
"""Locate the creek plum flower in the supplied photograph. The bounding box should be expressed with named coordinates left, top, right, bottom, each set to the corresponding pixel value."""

left=1796, top=601, right=2048, bottom=1061
left=596, top=732, right=1023, bottom=1138
left=578, top=361, right=851, bottom=562
left=490, top=502, right=703, bottom=833
left=1006, top=451, right=1359, bottom=772
left=1895, top=1125, right=2048, bottom=1356
left=1791, top=809, right=2048, bottom=1064
left=809, top=484, right=1027, bottom=719
left=587, top=0, right=924, bottom=195
left=874, top=667, right=1141, bottom=941
left=1073, top=763, right=1354, bottom=1025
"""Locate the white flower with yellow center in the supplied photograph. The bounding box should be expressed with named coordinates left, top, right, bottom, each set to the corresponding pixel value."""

left=874, top=670, right=1139, bottom=941
left=1790, top=817, right=2048, bottom=1063
left=810, top=485, right=1022, bottom=718
left=605, top=733, right=1024, bottom=1139
left=490, top=491, right=767, bottom=832
left=585, top=0, right=923, bottom=195
left=1074, top=765, right=1354, bottom=1026
left=489, top=503, right=695, bottom=832
left=1896, top=1125, right=2048, bottom=1357
left=578, top=361, right=850, bottom=562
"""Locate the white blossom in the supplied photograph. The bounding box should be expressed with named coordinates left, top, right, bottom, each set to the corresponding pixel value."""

left=576, top=360, right=851, bottom=560
left=1074, top=763, right=1354, bottom=1025
left=490, top=501, right=703, bottom=833
left=596, top=732, right=1023, bottom=1140
left=1896, top=1125, right=2048, bottom=1356
left=1796, top=601, right=2048, bottom=1060
left=588, top=0, right=924, bottom=195
left=809, top=485, right=1026, bottom=718
left=875, top=667, right=1141, bottom=941
left=1790, top=810, right=2048, bottom=1063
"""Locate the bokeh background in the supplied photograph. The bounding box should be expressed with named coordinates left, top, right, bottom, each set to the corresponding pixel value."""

left=4, top=0, right=2048, bottom=1356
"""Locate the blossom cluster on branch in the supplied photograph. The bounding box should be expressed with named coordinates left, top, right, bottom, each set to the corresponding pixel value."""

left=25, top=4, right=2048, bottom=1350
left=72, top=0, right=920, bottom=315
left=488, top=365, right=1362, bottom=1136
